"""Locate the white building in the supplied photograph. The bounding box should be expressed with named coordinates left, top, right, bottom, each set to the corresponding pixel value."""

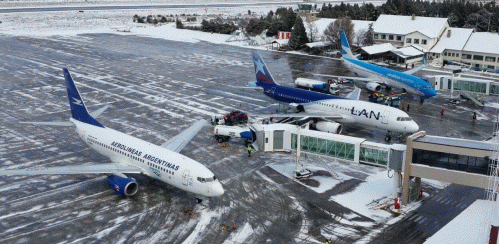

left=460, top=32, right=499, bottom=71
left=428, top=27, right=474, bottom=61
left=372, top=14, right=449, bottom=51
left=430, top=29, right=499, bottom=72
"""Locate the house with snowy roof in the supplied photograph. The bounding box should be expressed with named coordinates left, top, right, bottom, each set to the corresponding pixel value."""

left=372, top=14, right=449, bottom=51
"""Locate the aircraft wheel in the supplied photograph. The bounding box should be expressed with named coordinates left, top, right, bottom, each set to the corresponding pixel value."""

left=385, top=134, right=391, bottom=141
left=217, top=137, right=224, bottom=143
left=196, top=198, right=203, bottom=204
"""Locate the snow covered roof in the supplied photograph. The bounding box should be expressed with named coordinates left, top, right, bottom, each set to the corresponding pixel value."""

left=390, top=46, right=424, bottom=58
left=306, top=18, right=374, bottom=43
left=361, top=43, right=396, bottom=55
left=305, top=41, right=327, bottom=48
left=429, top=28, right=473, bottom=53
left=424, top=199, right=492, bottom=244
left=463, top=32, right=499, bottom=55
left=272, top=39, right=289, bottom=45
left=373, top=15, right=448, bottom=38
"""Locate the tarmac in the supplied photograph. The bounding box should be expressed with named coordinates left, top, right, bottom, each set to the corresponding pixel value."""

left=0, top=33, right=495, bottom=243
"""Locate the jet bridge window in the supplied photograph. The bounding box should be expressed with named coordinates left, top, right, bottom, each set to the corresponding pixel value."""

left=197, top=176, right=217, bottom=183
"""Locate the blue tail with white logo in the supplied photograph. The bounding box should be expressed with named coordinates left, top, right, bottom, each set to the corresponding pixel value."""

left=340, top=30, right=354, bottom=59
left=63, top=68, right=104, bottom=128
left=252, top=51, right=278, bottom=88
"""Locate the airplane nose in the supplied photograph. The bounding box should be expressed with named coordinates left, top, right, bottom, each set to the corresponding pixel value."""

left=426, top=88, right=437, bottom=98
left=211, top=182, right=224, bottom=196
left=409, top=122, right=419, bottom=133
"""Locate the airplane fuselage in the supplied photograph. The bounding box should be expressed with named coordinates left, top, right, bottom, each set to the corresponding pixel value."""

left=262, top=85, right=418, bottom=133
left=72, top=119, right=223, bottom=197
left=342, top=57, right=436, bottom=99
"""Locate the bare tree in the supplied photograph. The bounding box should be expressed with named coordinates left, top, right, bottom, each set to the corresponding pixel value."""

left=356, top=29, right=367, bottom=47
left=305, top=15, right=319, bottom=43
left=323, top=16, right=354, bottom=49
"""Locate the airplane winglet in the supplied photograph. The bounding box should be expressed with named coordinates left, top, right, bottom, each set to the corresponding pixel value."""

left=345, top=87, right=361, bottom=100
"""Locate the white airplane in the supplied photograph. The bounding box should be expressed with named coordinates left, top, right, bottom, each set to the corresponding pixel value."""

left=335, top=30, right=437, bottom=101
left=0, top=68, right=224, bottom=202
left=252, top=51, right=419, bottom=141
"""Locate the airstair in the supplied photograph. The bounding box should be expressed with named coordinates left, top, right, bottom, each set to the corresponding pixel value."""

left=458, top=91, right=484, bottom=107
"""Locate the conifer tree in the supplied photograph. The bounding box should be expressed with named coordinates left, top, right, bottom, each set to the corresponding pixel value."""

left=288, top=16, right=309, bottom=50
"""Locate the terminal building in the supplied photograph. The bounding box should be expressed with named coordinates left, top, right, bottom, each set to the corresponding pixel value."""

left=249, top=123, right=498, bottom=205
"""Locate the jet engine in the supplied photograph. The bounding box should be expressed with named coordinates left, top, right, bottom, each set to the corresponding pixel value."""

left=107, top=175, right=139, bottom=196
left=315, top=121, right=342, bottom=134
left=366, top=82, right=381, bottom=92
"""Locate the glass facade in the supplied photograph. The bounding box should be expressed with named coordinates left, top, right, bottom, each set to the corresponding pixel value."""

left=359, top=147, right=389, bottom=166
left=453, top=80, right=487, bottom=94
left=490, top=84, right=499, bottom=95
left=291, top=134, right=356, bottom=162
left=413, top=149, right=489, bottom=175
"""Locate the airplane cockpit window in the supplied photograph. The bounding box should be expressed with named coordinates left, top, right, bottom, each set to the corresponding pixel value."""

left=397, top=117, right=413, bottom=121
left=197, top=176, right=217, bottom=183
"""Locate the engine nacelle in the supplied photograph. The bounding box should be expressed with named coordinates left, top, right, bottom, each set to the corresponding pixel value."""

left=107, top=175, right=138, bottom=196
left=366, top=82, right=381, bottom=92
left=315, top=121, right=342, bottom=134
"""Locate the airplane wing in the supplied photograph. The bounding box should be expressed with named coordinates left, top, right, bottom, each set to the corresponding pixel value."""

left=160, top=119, right=208, bottom=153
left=308, top=73, right=374, bottom=82
left=253, top=113, right=343, bottom=120
left=403, top=65, right=424, bottom=75
left=0, top=163, right=145, bottom=176
left=345, top=87, right=361, bottom=100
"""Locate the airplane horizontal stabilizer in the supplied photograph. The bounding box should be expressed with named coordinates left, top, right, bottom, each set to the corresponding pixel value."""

left=89, top=105, right=110, bottom=118
left=20, top=121, right=74, bottom=126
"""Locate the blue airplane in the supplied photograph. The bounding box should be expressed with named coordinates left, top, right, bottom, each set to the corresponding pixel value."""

left=251, top=51, right=419, bottom=141
left=337, top=30, right=437, bottom=100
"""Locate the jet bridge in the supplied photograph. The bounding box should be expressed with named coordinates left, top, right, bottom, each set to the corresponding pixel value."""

left=249, top=123, right=405, bottom=170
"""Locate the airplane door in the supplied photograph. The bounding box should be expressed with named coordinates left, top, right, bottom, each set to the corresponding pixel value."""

left=273, top=130, right=284, bottom=150
left=381, top=110, right=390, bottom=124
left=269, top=87, right=276, bottom=98
left=182, top=170, right=190, bottom=186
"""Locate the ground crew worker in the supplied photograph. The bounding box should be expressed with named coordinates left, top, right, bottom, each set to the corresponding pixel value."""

left=473, top=112, right=477, bottom=124
left=406, top=103, right=410, bottom=112
left=247, top=145, right=252, bottom=157
left=440, top=106, right=444, bottom=118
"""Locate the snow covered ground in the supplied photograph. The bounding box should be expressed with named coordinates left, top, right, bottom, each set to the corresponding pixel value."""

left=0, top=2, right=490, bottom=243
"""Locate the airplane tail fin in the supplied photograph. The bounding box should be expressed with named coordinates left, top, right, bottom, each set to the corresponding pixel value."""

left=252, top=51, right=278, bottom=87
left=340, top=30, right=354, bottom=59
left=63, top=68, right=104, bottom=127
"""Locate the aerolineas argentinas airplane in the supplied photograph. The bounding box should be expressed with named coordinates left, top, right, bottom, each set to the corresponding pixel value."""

left=251, top=51, right=419, bottom=141
left=337, top=30, right=437, bottom=101
left=0, top=68, right=224, bottom=201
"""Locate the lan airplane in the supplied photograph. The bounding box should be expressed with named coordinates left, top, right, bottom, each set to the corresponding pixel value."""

left=0, top=68, right=224, bottom=201
left=337, top=30, right=437, bottom=101
left=252, top=51, right=419, bottom=141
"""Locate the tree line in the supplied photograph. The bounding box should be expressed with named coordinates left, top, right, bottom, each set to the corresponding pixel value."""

left=318, top=0, right=499, bottom=32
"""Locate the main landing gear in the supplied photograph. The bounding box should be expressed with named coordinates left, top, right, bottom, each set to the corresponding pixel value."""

left=385, top=132, right=392, bottom=142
